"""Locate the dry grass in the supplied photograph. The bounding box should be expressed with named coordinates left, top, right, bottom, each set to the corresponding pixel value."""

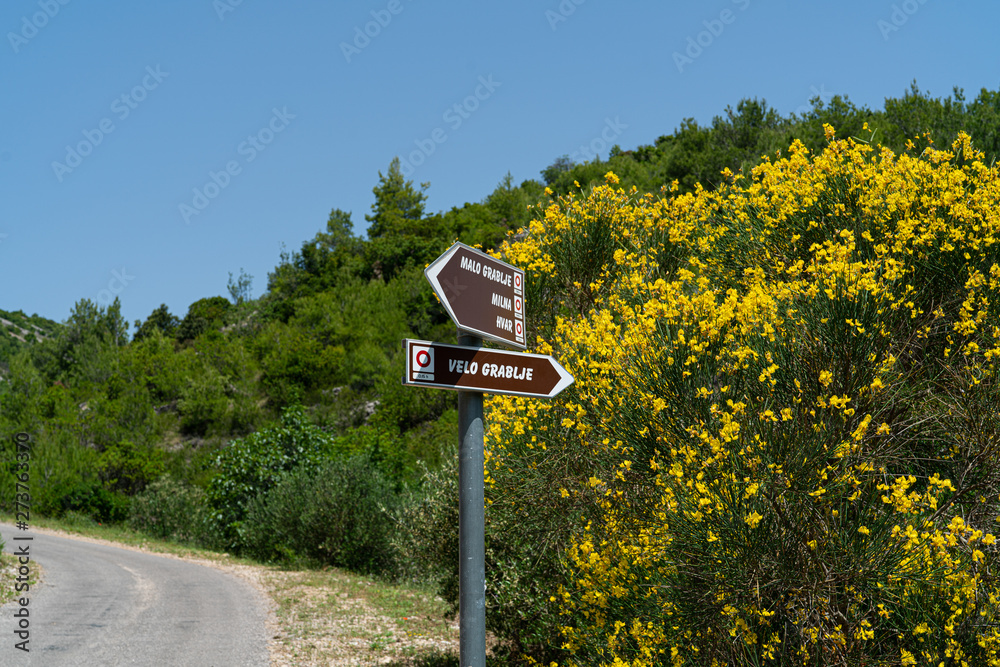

left=0, top=551, right=42, bottom=606
left=265, top=568, right=459, bottom=666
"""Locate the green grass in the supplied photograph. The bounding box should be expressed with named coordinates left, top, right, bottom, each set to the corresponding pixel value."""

left=1, top=511, right=240, bottom=563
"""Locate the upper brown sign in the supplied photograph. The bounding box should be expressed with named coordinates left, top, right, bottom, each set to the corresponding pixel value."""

left=403, top=339, right=573, bottom=398
left=425, top=242, right=525, bottom=349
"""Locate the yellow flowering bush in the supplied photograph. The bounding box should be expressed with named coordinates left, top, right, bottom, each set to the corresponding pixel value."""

left=485, top=131, right=1000, bottom=665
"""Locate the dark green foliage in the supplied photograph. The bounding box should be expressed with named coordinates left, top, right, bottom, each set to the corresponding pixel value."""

left=541, top=155, right=575, bottom=185
left=26, top=298, right=127, bottom=390
left=52, top=479, right=130, bottom=523
left=177, top=332, right=261, bottom=433
left=177, top=367, right=231, bottom=435
left=176, top=296, right=231, bottom=342
left=0, top=349, right=47, bottom=433
left=97, top=439, right=165, bottom=495
left=126, top=329, right=191, bottom=404
left=243, top=453, right=400, bottom=574
left=5, top=434, right=127, bottom=523
left=543, top=84, right=1000, bottom=201
left=133, top=303, right=180, bottom=342
left=366, top=157, right=429, bottom=240
left=204, top=405, right=336, bottom=548
left=254, top=319, right=344, bottom=406
left=392, top=448, right=459, bottom=588
left=83, top=361, right=158, bottom=450
left=266, top=209, right=364, bottom=302
left=128, top=475, right=209, bottom=544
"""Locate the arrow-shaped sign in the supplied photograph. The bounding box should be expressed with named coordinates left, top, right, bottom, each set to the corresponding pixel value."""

left=403, top=339, right=573, bottom=399
left=425, top=242, right=525, bottom=349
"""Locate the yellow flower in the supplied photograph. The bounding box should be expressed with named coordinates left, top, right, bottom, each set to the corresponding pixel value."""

left=745, top=511, right=764, bottom=529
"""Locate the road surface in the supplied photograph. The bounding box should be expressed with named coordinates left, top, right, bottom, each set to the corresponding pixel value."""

left=0, top=524, right=270, bottom=666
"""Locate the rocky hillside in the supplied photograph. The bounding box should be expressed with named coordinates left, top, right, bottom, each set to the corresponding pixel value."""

left=0, top=308, right=60, bottom=366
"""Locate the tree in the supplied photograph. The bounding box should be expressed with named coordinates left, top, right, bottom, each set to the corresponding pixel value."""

left=227, top=269, right=254, bottom=306
left=133, top=304, right=180, bottom=342
left=27, top=298, right=128, bottom=388
left=299, top=209, right=364, bottom=285
left=541, top=155, right=574, bottom=185
left=965, top=87, right=1000, bottom=163
left=485, top=172, right=530, bottom=230
left=176, top=297, right=231, bottom=342
left=365, top=157, right=429, bottom=240
left=364, top=158, right=441, bottom=281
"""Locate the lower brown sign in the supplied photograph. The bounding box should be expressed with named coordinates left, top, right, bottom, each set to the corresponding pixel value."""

left=402, top=339, right=573, bottom=399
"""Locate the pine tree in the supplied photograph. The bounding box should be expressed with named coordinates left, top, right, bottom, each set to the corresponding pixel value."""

left=365, top=157, right=428, bottom=240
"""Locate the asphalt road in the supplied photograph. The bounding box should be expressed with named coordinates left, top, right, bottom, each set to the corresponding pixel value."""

left=0, top=524, right=270, bottom=666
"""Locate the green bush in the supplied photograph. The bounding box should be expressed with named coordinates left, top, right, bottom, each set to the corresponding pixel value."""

left=97, top=439, right=165, bottom=495
left=391, top=447, right=459, bottom=590
left=205, top=405, right=336, bottom=549
left=128, top=475, right=209, bottom=544
left=176, top=296, right=230, bottom=342
left=0, top=430, right=117, bottom=523
left=255, top=320, right=344, bottom=406
left=243, top=453, right=400, bottom=574
left=177, top=368, right=229, bottom=436
left=53, top=478, right=129, bottom=523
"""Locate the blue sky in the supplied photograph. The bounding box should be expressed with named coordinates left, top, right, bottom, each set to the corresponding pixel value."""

left=2, top=0, right=997, bottom=328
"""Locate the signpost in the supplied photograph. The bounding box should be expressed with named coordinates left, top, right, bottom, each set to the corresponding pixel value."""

left=406, top=243, right=572, bottom=667
left=403, top=339, right=573, bottom=399
left=425, top=241, right=526, bottom=349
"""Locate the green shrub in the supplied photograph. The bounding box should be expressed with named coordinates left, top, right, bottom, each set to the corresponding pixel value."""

left=97, top=439, right=165, bottom=495
left=254, top=321, right=344, bottom=406
left=177, top=368, right=229, bottom=436
left=176, top=296, right=230, bottom=342
left=205, top=405, right=336, bottom=549
left=391, top=447, right=459, bottom=590
left=128, top=475, right=209, bottom=544
left=243, top=453, right=400, bottom=575
left=53, top=478, right=129, bottom=523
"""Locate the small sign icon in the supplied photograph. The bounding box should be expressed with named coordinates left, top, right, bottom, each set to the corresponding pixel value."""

left=514, top=295, right=523, bottom=319
left=412, top=344, right=434, bottom=380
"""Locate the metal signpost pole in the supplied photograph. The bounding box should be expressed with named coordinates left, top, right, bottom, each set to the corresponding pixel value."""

left=416, top=243, right=569, bottom=666
left=457, top=331, right=486, bottom=667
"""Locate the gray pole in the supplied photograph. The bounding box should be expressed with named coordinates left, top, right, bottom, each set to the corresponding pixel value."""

left=457, top=331, right=486, bottom=667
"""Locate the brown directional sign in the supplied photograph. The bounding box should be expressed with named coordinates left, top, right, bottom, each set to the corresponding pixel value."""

left=425, top=242, right=526, bottom=349
left=403, top=339, right=573, bottom=399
